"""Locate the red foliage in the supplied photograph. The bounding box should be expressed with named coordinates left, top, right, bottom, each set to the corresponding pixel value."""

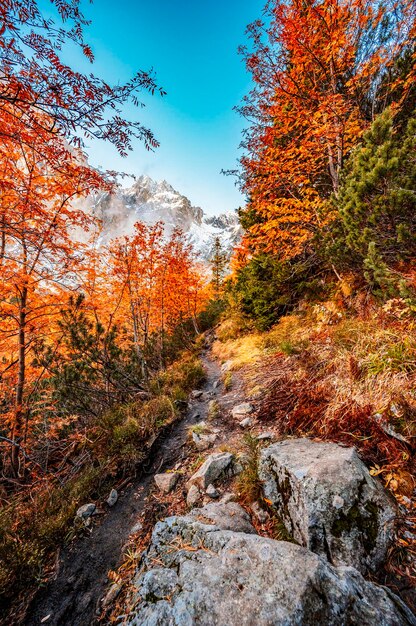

left=256, top=356, right=413, bottom=470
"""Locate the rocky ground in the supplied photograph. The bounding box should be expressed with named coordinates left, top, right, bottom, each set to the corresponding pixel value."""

left=24, top=336, right=416, bottom=625
left=23, top=339, right=257, bottom=625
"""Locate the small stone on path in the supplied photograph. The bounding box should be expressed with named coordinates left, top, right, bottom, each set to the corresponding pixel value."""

left=220, top=492, right=237, bottom=504
left=76, top=503, right=96, bottom=519
left=232, top=403, right=254, bottom=418
left=251, top=502, right=270, bottom=524
left=154, top=472, right=179, bottom=494
left=130, top=521, right=143, bottom=534
left=187, top=452, right=234, bottom=490
left=206, top=484, right=220, bottom=499
left=106, top=489, right=118, bottom=507
left=192, top=432, right=217, bottom=451
left=187, top=484, right=201, bottom=507
left=257, top=431, right=274, bottom=441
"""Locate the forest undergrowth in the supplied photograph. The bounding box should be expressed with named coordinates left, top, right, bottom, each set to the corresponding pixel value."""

left=0, top=347, right=205, bottom=619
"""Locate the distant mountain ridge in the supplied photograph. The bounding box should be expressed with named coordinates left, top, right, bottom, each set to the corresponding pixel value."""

left=88, top=175, right=242, bottom=260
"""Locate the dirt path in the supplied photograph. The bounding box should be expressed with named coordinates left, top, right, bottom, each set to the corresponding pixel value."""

left=24, top=344, right=246, bottom=626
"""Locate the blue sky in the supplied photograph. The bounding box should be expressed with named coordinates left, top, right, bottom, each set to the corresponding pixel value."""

left=69, top=0, right=264, bottom=215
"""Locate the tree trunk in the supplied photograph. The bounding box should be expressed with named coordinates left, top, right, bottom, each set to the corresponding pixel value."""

left=11, top=285, right=27, bottom=476
left=0, top=211, right=5, bottom=262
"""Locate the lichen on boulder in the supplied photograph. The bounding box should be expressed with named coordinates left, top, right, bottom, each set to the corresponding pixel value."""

left=259, top=438, right=396, bottom=574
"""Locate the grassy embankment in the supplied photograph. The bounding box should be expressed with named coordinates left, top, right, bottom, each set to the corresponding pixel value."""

left=213, top=299, right=415, bottom=587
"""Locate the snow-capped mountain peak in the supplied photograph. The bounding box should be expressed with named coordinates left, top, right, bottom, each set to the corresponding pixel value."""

left=89, top=175, right=241, bottom=260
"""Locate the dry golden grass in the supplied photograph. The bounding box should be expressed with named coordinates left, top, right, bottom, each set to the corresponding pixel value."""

left=212, top=332, right=264, bottom=370
left=216, top=307, right=416, bottom=478
left=213, top=314, right=311, bottom=372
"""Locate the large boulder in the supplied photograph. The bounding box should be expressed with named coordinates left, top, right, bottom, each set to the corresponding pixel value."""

left=259, top=438, right=396, bottom=574
left=125, top=503, right=415, bottom=626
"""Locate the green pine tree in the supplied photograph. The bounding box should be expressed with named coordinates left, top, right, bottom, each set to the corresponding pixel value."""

left=337, top=108, right=416, bottom=272
left=34, top=294, right=144, bottom=418
left=210, top=237, right=227, bottom=296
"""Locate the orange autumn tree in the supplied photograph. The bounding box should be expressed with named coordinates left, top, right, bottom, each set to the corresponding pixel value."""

left=0, top=0, right=164, bottom=155
left=0, top=0, right=167, bottom=477
left=107, top=223, right=209, bottom=372
left=157, top=230, right=209, bottom=343
left=0, top=113, right=107, bottom=475
left=238, top=0, right=415, bottom=259
left=107, top=222, right=165, bottom=375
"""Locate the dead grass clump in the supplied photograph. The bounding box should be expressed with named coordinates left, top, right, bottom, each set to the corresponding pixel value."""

left=212, top=333, right=263, bottom=370
left=216, top=313, right=253, bottom=343
left=257, top=353, right=413, bottom=470
left=260, top=315, right=309, bottom=354
left=236, top=434, right=262, bottom=505
left=222, top=371, right=232, bottom=391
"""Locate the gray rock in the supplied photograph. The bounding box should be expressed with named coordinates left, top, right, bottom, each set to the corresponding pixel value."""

left=187, top=452, right=233, bottom=490
left=257, top=431, right=274, bottom=441
left=231, top=402, right=254, bottom=418
left=191, top=390, right=204, bottom=399
left=130, top=521, right=143, bottom=534
left=76, top=503, right=96, bottom=519
left=154, top=472, right=180, bottom=494
left=101, top=582, right=122, bottom=607
left=192, top=431, right=217, bottom=452
left=213, top=379, right=220, bottom=389
left=231, top=459, right=244, bottom=476
left=259, top=438, right=396, bottom=574
left=220, top=492, right=237, bottom=504
left=188, top=502, right=255, bottom=534
left=205, top=484, right=220, bottom=499
left=220, top=360, right=233, bottom=373
left=186, top=484, right=201, bottom=507
left=134, top=568, right=180, bottom=599
left=251, top=501, right=270, bottom=524
left=239, top=417, right=253, bottom=428
left=106, top=488, right=118, bottom=507
left=125, top=505, right=415, bottom=626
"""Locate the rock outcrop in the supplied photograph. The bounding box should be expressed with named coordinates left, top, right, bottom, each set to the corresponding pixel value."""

left=125, top=502, right=415, bottom=626
left=259, top=438, right=396, bottom=574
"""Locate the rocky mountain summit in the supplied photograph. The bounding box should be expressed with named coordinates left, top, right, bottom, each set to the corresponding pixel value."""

left=88, top=175, right=242, bottom=260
